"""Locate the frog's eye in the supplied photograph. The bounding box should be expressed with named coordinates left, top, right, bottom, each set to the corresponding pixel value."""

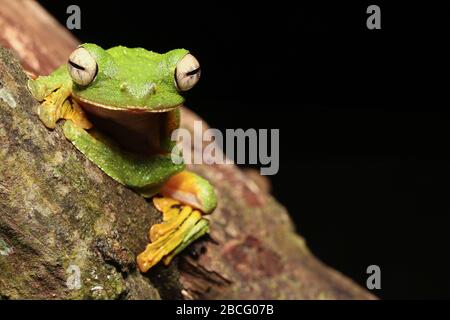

left=67, top=47, right=98, bottom=86
left=175, top=54, right=201, bottom=92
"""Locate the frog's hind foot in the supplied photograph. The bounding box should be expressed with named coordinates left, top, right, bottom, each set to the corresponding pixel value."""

left=136, top=197, right=210, bottom=272
left=160, top=171, right=217, bottom=214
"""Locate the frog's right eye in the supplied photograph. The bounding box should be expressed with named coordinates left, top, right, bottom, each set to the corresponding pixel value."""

left=67, top=47, right=98, bottom=86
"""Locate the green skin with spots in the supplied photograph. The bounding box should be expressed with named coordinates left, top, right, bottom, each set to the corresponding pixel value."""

left=27, top=44, right=217, bottom=267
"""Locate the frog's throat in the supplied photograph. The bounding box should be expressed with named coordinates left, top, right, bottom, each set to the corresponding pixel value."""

left=73, top=96, right=182, bottom=113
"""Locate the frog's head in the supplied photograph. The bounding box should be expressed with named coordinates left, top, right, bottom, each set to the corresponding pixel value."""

left=67, top=43, right=200, bottom=112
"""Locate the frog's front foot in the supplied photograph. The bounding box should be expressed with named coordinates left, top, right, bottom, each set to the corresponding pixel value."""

left=137, top=197, right=210, bottom=272
left=28, top=80, right=92, bottom=130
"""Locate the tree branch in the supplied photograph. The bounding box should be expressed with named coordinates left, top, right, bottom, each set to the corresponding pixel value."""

left=0, top=0, right=374, bottom=299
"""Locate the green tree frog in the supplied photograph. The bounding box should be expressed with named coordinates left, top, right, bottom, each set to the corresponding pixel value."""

left=28, top=43, right=217, bottom=272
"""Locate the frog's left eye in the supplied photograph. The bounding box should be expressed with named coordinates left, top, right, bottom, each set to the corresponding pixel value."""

left=67, top=47, right=98, bottom=86
left=175, top=54, right=201, bottom=92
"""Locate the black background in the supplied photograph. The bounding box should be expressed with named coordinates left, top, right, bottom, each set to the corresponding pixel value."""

left=37, top=0, right=449, bottom=299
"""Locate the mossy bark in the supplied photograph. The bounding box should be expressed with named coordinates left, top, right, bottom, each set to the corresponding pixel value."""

left=0, top=1, right=374, bottom=299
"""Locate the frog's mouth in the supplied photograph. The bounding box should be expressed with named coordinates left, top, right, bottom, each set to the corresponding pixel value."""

left=75, top=96, right=181, bottom=113
left=75, top=98, right=181, bottom=156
